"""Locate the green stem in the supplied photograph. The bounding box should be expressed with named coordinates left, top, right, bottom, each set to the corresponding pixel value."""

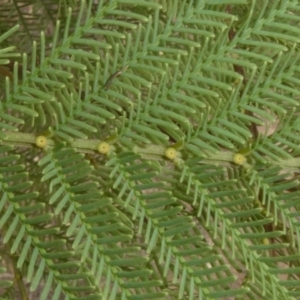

left=3, top=132, right=300, bottom=170
left=0, top=250, right=28, bottom=300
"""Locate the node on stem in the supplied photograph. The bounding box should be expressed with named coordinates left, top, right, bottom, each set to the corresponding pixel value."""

left=98, top=141, right=110, bottom=155
left=233, top=153, right=246, bottom=165
left=35, top=136, right=47, bottom=148
left=165, top=147, right=177, bottom=160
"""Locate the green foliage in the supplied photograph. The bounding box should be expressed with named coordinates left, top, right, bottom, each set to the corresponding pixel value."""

left=1, top=0, right=300, bottom=299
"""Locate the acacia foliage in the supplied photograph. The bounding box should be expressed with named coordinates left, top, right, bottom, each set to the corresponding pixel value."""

left=1, top=1, right=300, bottom=299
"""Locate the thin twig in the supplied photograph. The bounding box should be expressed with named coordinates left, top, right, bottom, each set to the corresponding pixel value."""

left=103, top=66, right=128, bottom=90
